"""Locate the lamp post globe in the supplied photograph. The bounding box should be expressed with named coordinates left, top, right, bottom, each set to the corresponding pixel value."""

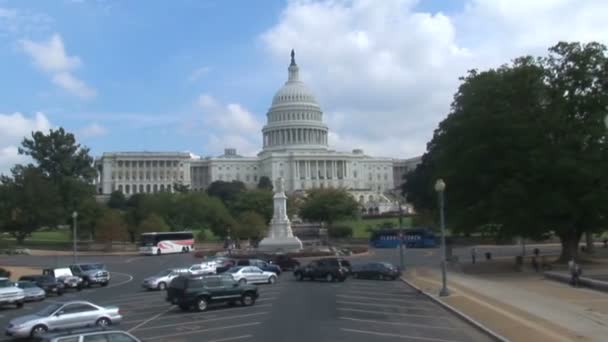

left=435, top=178, right=450, bottom=297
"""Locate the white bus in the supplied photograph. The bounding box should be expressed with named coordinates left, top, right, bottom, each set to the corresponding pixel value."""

left=139, top=232, right=195, bottom=255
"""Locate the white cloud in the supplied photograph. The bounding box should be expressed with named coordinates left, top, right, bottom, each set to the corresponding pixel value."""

left=189, top=66, right=211, bottom=82
left=0, top=112, right=52, bottom=175
left=20, top=33, right=96, bottom=99
left=197, top=94, right=262, bottom=156
left=80, top=122, right=107, bottom=138
left=261, top=0, right=608, bottom=158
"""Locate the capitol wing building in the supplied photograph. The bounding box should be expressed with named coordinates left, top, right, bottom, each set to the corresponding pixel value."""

left=95, top=51, right=421, bottom=212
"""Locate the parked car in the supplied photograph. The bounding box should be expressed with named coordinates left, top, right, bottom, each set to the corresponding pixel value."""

left=0, top=277, right=25, bottom=308
left=269, top=254, right=300, bottom=271
left=15, top=281, right=46, bottom=301
left=293, top=258, right=349, bottom=282
left=236, top=259, right=282, bottom=275
left=19, top=275, right=64, bottom=296
left=5, top=300, right=122, bottom=339
left=188, top=261, right=219, bottom=276
left=227, top=266, right=278, bottom=285
left=166, top=274, right=258, bottom=312
left=142, top=268, right=189, bottom=290
left=69, top=263, right=111, bottom=287
left=351, top=262, right=400, bottom=280
left=214, top=258, right=237, bottom=274
left=42, top=268, right=83, bottom=291
left=39, top=328, right=140, bottom=342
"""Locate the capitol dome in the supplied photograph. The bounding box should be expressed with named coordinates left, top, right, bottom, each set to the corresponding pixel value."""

left=262, top=50, right=329, bottom=152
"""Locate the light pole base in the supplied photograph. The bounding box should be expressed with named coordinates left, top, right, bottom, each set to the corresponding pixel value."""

left=439, top=287, right=450, bottom=297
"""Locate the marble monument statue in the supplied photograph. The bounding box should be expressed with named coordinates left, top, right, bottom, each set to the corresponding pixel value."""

left=257, top=177, right=303, bottom=252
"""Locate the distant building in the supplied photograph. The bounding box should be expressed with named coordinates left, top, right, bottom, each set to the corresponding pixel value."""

left=94, top=51, right=421, bottom=210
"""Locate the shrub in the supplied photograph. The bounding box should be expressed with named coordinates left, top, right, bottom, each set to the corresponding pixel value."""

left=328, top=225, right=353, bottom=238
left=0, top=267, right=11, bottom=278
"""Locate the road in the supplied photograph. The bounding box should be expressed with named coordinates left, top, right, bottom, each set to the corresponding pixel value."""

left=0, top=249, right=501, bottom=342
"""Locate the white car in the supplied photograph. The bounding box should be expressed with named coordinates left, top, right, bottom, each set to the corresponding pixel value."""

left=188, top=261, right=217, bottom=276
left=227, top=266, right=277, bottom=285
left=142, top=268, right=189, bottom=290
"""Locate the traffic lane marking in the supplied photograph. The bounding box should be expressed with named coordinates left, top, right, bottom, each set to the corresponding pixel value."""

left=336, top=293, right=428, bottom=304
left=122, top=303, right=274, bottom=324
left=129, top=311, right=268, bottom=333
left=105, top=272, right=134, bottom=289
left=340, top=328, right=465, bottom=342
left=339, top=316, right=459, bottom=330
left=337, top=307, right=450, bottom=320
left=139, top=322, right=261, bottom=341
left=127, top=305, right=174, bottom=332
left=336, top=300, right=439, bottom=311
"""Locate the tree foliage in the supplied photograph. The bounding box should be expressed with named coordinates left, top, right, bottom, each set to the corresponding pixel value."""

left=207, top=180, right=246, bottom=206
left=257, top=176, right=273, bottom=191
left=0, top=166, right=63, bottom=243
left=231, top=189, right=273, bottom=223
left=235, top=211, right=268, bottom=240
left=107, top=191, right=127, bottom=210
left=404, top=42, right=608, bottom=261
left=95, top=209, right=129, bottom=246
left=138, top=213, right=170, bottom=234
left=300, top=188, right=359, bottom=225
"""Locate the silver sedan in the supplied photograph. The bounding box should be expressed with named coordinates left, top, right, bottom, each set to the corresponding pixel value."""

left=5, top=300, right=122, bottom=338
left=16, top=281, right=46, bottom=301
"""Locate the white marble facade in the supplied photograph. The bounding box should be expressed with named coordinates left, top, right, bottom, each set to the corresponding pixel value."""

left=94, top=51, right=421, bottom=203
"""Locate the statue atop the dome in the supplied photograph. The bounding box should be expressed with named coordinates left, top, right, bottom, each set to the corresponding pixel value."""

left=290, top=49, right=296, bottom=66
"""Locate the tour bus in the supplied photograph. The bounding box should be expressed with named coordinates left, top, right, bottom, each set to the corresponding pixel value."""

left=369, top=227, right=437, bottom=248
left=139, top=231, right=195, bottom=255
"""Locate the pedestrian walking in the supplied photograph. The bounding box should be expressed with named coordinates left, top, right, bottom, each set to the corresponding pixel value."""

left=471, top=247, right=477, bottom=264
left=569, top=259, right=582, bottom=287
left=532, top=256, right=539, bottom=272
left=533, top=248, right=540, bottom=257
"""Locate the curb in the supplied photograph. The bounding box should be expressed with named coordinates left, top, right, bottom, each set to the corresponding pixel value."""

left=400, top=276, right=510, bottom=342
left=544, top=271, right=608, bottom=293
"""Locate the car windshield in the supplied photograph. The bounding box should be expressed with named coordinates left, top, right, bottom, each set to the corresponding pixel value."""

left=155, top=269, right=172, bottom=277
left=18, top=281, right=36, bottom=288
left=37, top=303, right=62, bottom=317
left=0, top=279, right=12, bottom=287
left=227, top=267, right=242, bottom=273
left=80, top=264, right=104, bottom=271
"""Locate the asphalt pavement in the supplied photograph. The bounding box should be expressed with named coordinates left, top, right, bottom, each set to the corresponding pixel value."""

left=0, top=250, right=498, bottom=342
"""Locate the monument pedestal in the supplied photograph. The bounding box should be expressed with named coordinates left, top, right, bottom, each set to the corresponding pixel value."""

left=257, top=178, right=303, bottom=253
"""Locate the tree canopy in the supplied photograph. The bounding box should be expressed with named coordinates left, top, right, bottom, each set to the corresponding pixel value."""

left=300, top=188, right=359, bottom=225
left=230, top=189, right=273, bottom=223
left=206, top=180, right=246, bottom=206
left=107, top=191, right=127, bottom=210
left=257, top=176, right=273, bottom=191
left=404, top=42, right=608, bottom=261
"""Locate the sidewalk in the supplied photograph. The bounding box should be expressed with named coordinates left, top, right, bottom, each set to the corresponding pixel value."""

left=406, top=267, right=608, bottom=341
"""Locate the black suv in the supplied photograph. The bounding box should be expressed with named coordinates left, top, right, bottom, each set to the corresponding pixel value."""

left=293, top=258, right=349, bottom=282
left=18, top=275, right=64, bottom=296
left=166, top=275, right=258, bottom=312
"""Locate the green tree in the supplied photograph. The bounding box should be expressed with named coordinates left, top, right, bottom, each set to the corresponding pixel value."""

left=173, top=183, right=190, bottom=193
left=257, top=176, right=273, bottom=191
left=75, top=197, right=105, bottom=240
left=107, top=191, right=127, bottom=210
left=95, top=209, right=129, bottom=249
left=18, top=128, right=96, bottom=215
left=231, top=189, right=273, bottom=223
left=404, top=42, right=608, bottom=261
left=0, top=166, right=63, bottom=244
left=235, top=211, right=268, bottom=240
left=300, top=188, right=359, bottom=226
left=207, top=180, right=246, bottom=206
left=138, top=213, right=170, bottom=234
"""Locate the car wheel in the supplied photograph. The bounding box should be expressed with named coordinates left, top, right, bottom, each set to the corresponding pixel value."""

left=96, top=317, right=111, bottom=327
left=185, top=247, right=190, bottom=253
left=352, top=273, right=359, bottom=279
left=82, top=279, right=90, bottom=288
left=239, top=278, right=247, bottom=285
left=16, top=301, right=24, bottom=308
left=325, top=273, right=334, bottom=282
left=268, top=276, right=277, bottom=284
left=101, top=281, right=109, bottom=287
left=195, top=297, right=208, bottom=312
left=30, top=325, right=47, bottom=338
left=156, top=249, right=161, bottom=256
left=241, top=293, right=256, bottom=306
left=157, top=282, right=167, bottom=290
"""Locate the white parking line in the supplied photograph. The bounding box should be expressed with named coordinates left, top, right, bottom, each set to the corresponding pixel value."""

left=127, top=306, right=174, bottom=332
left=340, top=316, right=457, bottom=330
left=256, top=297, right=277, bottom=302
left=133, top=311, right=268, bottom=332
left=205, top=335, right=253, bottom=342
left=336, top=300, right=437, bottom=311
left=143, top=322, right=261, bottom=341
left=337, top=294, right=424, bottom=304
left=105, top=272, right=134, bottom=289
left=122, top=303, right=273, bottom=324
left=341, top=328, right=463, bottom=342
left=337, top=307, right=448, bottom=319
left=341, top=289, right=420, bottom=297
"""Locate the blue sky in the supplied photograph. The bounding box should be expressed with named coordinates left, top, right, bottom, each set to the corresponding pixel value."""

left=1, top=0, right=606, bottom=174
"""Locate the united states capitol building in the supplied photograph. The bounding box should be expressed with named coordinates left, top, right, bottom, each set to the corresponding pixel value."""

left=95, top=51, right=420, bottom=212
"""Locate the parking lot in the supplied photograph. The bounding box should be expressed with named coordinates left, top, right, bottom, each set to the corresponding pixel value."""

left=1, top=252, right=491, bottom=342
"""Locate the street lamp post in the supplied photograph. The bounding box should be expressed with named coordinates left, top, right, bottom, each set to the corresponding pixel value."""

left=72, top=211, right=78, bottom=263
left=434, top=179, right=450, bottom=297
left=399, top=202, right=405, bottom=270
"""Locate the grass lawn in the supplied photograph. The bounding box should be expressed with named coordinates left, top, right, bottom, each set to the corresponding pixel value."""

left=30, top=230, right=71, bottom=241
left=336, top=216, right=413, bottom=239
